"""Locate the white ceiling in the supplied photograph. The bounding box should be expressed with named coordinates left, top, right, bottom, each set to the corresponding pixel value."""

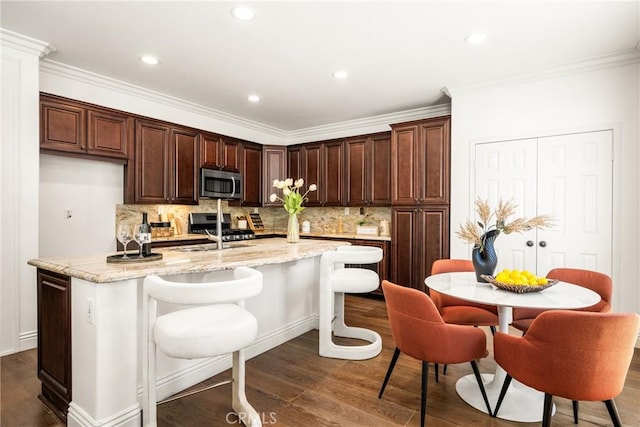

left=2, top=1, right=639, bottom=132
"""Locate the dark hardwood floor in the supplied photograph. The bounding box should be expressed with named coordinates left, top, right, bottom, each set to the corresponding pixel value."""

left=2, top=295, right=639, bottom=426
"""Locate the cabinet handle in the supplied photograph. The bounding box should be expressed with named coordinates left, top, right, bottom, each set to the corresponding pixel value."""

left=539, top=241, right=547, bottom=248
left=526, top=240, right=534, bottom=247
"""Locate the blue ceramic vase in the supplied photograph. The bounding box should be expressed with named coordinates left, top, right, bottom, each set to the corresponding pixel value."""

left=472, top=229, right=500, bottom=282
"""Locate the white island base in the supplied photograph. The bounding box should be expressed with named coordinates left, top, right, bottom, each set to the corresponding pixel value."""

left=29, top=238, right=345, bottom=427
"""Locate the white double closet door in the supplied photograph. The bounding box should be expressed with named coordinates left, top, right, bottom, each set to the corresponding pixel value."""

left=474, top=130, right=612, bottom=276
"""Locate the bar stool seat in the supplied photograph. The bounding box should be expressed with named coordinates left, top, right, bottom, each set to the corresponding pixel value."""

left=142, top=267, right=263, bottom=427
left=319, top=245, right=383, bottom=360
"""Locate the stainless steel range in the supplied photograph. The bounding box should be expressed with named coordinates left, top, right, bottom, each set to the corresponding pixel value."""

left=188, top=212, right=255, bottom=242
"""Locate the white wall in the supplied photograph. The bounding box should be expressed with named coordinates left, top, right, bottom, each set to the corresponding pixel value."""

left=0, top=31, right=51, bottom=355
left=448, top=62, right=640, bottom=315
left=39, top=155, right=123, bottom=257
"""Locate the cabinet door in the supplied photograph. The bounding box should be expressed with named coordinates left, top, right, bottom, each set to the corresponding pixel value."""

left=419, top=207, right=450, bottom=288
left=40, top=98, right=86, bottom=154
left=368, top=133, right=392, bottom=205
left=170, top=127, right=198, bottom=205
left=303, top=143, right=322, bottom=206
left=37, top=269, right=71, bottom=421
left=391, top=124, right=419, bottom=205
left=135, top=119, right=170, bottom=203
left=87, top=109, right=129, bottom=159
left=323, top=140, right=344, bottom=206
left=345, top=136, right=368, bottom=206
left=240, top=142, right=262, bottom=206
left=287, top=145, right=303, bottom=181
left=418, top=117, right=450, bottom=204
left=391, top=208, right=420, bottom=288
left=221, top=137, right=241, bottom=171
left=200, top=131, right=222, bottom=168
left=263, top=146, right=287, bottom=206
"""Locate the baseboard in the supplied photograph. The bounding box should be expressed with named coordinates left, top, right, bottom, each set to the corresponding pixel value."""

left=146, top=315, right=319, bottom=402
left=68, top=402, right=140, bottom=427
left=19, top=330, right=37, bottom=351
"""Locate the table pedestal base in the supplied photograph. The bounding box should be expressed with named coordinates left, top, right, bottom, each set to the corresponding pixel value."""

left=455, top=373, right=556, bottom=422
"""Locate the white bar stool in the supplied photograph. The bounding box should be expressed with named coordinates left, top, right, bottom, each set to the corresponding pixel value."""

left=319, top=245, right=383, bottom=360
left=142, top=267, right=263, bottom=427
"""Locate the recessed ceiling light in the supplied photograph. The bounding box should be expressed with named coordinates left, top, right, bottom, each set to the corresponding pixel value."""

left=140, top=55, right=159, bottom=65
left=333, top=70, right=349, bottom=79
left=248, top=94, right=260, bottom=103
left=231, top=6, right=255, bottom=21
left=465, top=33, right=486, bottom=44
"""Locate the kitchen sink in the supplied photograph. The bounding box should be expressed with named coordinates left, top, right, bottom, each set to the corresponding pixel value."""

left=172, top=242, right=255, bottom=252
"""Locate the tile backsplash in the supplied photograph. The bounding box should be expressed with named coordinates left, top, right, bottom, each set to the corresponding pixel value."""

left=116, top=202, right=391, bottom=235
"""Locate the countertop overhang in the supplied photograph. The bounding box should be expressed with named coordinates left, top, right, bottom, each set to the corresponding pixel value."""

left=28, top=238, right=349, bottom=283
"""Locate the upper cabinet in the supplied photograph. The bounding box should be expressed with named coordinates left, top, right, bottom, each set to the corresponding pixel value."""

left=40, top=94, right=130, bottom=160
left=234, top=141, right=262, bottom=207
left=288, top=139, right=344, bottom=207
left=345, top=132, right=391, bottom=206
left=200, top=131, right=241, bottom=172
left=391, top=116, right=450, bottom=205
left=263, top=146, right=287, bottom=207
left=128, top=119, right=198, bottom=205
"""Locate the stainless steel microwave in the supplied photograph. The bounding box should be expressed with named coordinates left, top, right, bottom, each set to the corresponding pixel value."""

left=199, top=168, right=243, bottom=200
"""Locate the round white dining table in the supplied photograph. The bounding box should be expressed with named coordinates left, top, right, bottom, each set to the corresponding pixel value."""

left=425, top=271, right=601, bottom=422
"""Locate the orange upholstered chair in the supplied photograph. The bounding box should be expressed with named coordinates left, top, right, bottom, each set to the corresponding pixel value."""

left=428, top=259, right=499, bottom=379
left=378, top=280, right=491, bottom=427
left=511, top=268, right=612, bottom=333
left=493, top=310, right=639, bottom=427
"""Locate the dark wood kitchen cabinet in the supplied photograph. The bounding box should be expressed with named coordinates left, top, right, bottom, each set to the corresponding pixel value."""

left=345, top=132, right=391, bottom=206
left=288, top=139, right=344, bottom=207
left=130, top=119, right=198, bottom=204
left=40, top=94, right=130, bottom=160
left=263, top=146, right=287, bottom=206
left=37, top=269, right=71, bottom=422
left=200, top=132, right=241, bottom=172
left=235, top=141, right=262, bottom=206
left=391, top=206, right=449, bottom=292
left=391, top=116, right=450, bottom=205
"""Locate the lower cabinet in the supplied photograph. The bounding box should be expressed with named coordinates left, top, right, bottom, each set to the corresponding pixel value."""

left=391, top=206, right=449, bottom=292
left=37, top=269, right=71, bottom=422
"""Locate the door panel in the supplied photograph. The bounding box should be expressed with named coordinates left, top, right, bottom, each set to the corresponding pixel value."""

left=474, top=131, right=612, bottom=276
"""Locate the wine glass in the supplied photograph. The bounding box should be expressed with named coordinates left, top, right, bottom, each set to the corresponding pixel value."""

left=116, top=224, right=133, bottom=259
left=133, top=224, right=146, bottom=258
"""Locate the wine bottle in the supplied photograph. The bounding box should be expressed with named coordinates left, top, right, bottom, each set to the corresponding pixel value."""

left=140, top=212, right=152, bottom=257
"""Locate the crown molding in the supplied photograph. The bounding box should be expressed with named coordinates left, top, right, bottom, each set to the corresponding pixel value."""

left=39, top=59, right=288, bottom=140
left=443, top=49, right=640, bottom=98
left=286, top=104, right=451, bottom=144
left=39, top=59, right=451, bottom=144
left=1, top=28, right=54, bottom=58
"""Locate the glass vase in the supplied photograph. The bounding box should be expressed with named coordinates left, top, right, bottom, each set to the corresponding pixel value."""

left=287, top=213, right=300, bottom=243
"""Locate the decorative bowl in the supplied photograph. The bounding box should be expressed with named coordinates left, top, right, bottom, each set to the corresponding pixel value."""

left=481, top=275, right=558, bottom=293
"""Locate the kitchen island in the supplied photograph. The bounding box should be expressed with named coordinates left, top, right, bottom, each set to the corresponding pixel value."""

left=28, top=238, right=348, bottom=427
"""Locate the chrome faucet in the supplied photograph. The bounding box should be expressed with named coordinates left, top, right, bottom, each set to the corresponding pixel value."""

left=205, top=198, right=224, bottom=250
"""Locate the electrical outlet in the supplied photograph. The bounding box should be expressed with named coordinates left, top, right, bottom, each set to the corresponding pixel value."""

left=344, top=207, right=349, bottom=215
left=87, top=298, right=95, bottom=325
left=253, top=208, right=259, bottom=213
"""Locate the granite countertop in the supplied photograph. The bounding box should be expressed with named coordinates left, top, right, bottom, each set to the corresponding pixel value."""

left=28, top=238, right=348, bottom=284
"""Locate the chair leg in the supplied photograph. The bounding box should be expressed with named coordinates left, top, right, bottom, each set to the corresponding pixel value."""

left=232, top=349, right=261, bottom=427
left=492, top=373, right=512, bottom=417
left=490, top=325, right=496, bottom=335
left=469, top=360, right=492, bottom=415
left=443, top=364, right=447, bottom=375
left=434, top=363, right=439, bottom=383
left=572, top=400, right=579, bottom=424
left=421, top=361, right=429, bottom=427
left=542, top=393, right=554, bottom=427
left=378, top=347, right=401, bottom=398
left=604, top=399, right=622, bottom=427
